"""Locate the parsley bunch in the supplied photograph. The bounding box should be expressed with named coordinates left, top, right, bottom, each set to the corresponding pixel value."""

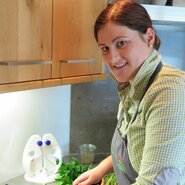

left=103, top=173, right=118, bottom=185
left=55, top=159, right=92, bottom=185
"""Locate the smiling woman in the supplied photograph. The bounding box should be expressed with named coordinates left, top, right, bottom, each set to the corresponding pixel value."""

left=97, top=23, right=155, bottom=83
left=95, top=0, right=157, bottom=84
left=73, top=0, right=185, bottom=185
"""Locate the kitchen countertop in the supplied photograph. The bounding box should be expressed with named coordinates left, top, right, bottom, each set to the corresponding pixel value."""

left=0, top=175, right=56, bottom=185
left=1, top=153, right=109, bottom=185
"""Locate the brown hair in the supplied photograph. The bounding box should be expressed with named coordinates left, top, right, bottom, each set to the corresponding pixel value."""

left=94, top=0, right=160, bottom=50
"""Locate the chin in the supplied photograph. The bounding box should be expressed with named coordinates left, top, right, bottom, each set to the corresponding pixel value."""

left=114, top=75, right=127, bottom=83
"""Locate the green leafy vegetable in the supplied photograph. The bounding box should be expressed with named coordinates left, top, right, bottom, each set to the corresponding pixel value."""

left=55, top=158, right=92, bottom=185
left=104, top=173, right=118, bottom=185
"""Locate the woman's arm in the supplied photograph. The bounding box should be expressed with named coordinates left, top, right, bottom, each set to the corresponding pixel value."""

left=133, top=76, right=185, bottom=185
left=73, top=155, right=113, bottom=185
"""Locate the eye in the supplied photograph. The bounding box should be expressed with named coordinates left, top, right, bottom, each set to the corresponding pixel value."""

left=117, top=40, right=126, bottom=48
left=100, top=46, right=109, bottom=54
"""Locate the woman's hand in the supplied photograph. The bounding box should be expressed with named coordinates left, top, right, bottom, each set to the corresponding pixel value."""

left=73, top=155, right=113, bottom=185
left=73, top=167, right=102, bottom=185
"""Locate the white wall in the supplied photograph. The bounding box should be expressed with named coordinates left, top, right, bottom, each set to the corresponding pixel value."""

left=0, top=85, right=71, bottom=183
left=155, top=25, right=185, bottom=70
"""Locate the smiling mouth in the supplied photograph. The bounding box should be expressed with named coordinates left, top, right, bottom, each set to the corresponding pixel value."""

left=114, top=62, right=127, bottom=69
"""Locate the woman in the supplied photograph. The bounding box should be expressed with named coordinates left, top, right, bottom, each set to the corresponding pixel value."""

left=73, top=0, right=185, bottom=184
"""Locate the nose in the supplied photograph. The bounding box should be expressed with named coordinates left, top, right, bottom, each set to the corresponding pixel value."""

left=105, top=48, right=120, bottom=64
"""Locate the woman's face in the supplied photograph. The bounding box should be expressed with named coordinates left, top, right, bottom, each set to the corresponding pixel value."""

left=97, top=22, right=154, bottom=83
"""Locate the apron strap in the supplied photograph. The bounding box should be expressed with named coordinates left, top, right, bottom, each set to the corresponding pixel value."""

left=130, top=61, right=163, bottom=124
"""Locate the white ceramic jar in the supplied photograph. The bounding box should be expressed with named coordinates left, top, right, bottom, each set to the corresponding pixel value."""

left=151, top=0, right=167, bottom=5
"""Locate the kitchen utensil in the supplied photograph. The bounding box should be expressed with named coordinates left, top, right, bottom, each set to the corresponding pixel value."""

left=23, top=134, right=62, bottom=184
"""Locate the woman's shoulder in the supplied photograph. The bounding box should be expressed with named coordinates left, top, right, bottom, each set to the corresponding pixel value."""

left=145, top=64, right=185, bottom=102
left=154, top=64, right=185, bottom=88
left=160, top=64, right=185, bottom=80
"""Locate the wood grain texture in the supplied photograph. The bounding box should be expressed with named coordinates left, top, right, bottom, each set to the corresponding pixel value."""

left=0, top=0, right=52, bottom=61
left=52, top=0, right=106, bottom=78
left=0, top=0, right=52, bottom=84
left=0, top=74, right=107, bottom=94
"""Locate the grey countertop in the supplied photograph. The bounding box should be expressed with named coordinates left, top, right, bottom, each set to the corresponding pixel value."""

left=0, top=175, right=56, bottom=185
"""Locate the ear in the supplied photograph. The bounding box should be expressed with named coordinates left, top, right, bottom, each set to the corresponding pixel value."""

left=146, top=28, right=155, bottom=47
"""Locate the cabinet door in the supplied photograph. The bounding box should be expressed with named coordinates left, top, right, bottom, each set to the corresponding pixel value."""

left=0, top=0, right=52, bottom=84
left=0, top=61, right=52, bottom=84
left=53, top=0, right=106, bottom=78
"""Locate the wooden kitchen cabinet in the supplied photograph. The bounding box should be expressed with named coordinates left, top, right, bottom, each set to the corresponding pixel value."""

left=52, top=0, right=106, bottom=80
left=0, top=0, right=52, bottom=84
left=0, top=0, right=107, bottom=93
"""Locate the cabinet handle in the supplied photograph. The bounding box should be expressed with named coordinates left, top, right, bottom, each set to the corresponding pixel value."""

left=0, top=61, right=52, bottom=66
left=60, top=59, right=96, bottom=63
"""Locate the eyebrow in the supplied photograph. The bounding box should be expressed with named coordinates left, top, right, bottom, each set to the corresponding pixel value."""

left=98, top=35, right=128, bottom=46
left=98, top=43, right=106, bottom=47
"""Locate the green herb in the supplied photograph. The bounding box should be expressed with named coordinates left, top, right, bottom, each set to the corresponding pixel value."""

left=55, top=158, right=92, bottom=185
left=104, top=173, right=118, bottom=185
